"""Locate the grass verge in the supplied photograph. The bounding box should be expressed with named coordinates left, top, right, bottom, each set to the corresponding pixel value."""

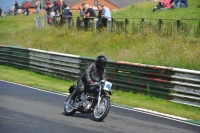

left=0, top=65, right=199, bottom=121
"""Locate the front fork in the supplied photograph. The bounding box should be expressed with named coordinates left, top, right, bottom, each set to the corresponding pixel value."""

left=97, top=90, right=102, bottom=108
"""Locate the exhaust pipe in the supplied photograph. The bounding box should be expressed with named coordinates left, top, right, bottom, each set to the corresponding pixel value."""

left=64, top=102, right=78, bottom=110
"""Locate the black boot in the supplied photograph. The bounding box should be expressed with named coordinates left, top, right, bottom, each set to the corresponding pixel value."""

left=67, top=90, right=80, bottom=109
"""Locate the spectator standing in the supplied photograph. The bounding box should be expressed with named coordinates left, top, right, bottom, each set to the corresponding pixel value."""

left=22, top=3, right=26, bottom=13
left=83, top=4, right=96, bottom=18
left=25, top=0, right=30, bottom=16
left=48, top=8, right=55, bottom=24
left=62, top=4, right=72, bottom=18
left=78, top=3, right=87, bottom=28
left=56, top=0, right=62, bottom=14
left=60, top=4, right=73, bottom=27
left=102, top=5, right=112, bottom=31
left=46, top=0, right=52, bottom=15
left=62, top=1, right=66, bottom=10
left=52, top=1, right=58, bottom=15
left=0, top=7, right=2, bottom=17
left=97, top=4, right=107, bottom=30
left=83, top=4, right=96, bottom=30
left=79, top=3, right=87, bottom=17
left=35, top=0, right=41, bottom=14
left=14, top=1, right=19, bottom=15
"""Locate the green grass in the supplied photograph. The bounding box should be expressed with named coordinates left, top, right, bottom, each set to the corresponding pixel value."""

left=112, top=0, right=200, bottom=19
left=0, top=65, right=199, bottom=121
left=0, top=65, right=74, bottom=92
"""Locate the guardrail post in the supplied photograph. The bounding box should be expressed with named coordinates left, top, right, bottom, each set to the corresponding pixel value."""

left=177, top=20, right=181, bottom=32
left=140, top=18, right=144, bottom=28
left=76, top=17, right=80, bottom=30
left=158, top=19, right=162, bottom=35
left=198, top=21, right=200, bottom=37
left=125, top=18, right=129, bottom=34
left=113, top=18, right=116, bottom=33
left=140, top=18, right=145, bottom=34
left=111, top=18, right=114, bottom=32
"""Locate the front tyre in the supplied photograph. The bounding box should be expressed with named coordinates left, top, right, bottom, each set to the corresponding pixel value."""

left=64, top=95, right=76, bottom=116
left=92, top=96, right=110, bottom=121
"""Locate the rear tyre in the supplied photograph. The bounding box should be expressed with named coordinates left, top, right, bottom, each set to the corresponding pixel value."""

left=92, top=96, right=110, bottom=121
left=64, top=96, right=76, bottom=116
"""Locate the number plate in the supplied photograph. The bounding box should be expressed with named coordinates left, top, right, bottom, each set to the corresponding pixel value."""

left=103, top=81, right=112, bottom=91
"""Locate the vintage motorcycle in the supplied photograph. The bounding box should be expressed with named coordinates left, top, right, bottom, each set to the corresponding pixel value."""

left=64, top=80, right=112, bottom=121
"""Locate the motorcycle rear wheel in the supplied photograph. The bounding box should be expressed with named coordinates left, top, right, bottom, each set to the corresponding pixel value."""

left=92, top=96, right=110, bottom=121
left=64, top=95, right=76, bottom=116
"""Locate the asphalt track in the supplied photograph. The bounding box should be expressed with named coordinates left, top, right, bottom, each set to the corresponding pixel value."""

left=0, top=80, right=199, bottom=133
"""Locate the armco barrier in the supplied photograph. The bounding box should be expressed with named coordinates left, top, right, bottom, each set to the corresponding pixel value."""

left=171, top=68, right=200, bottom=107
left=28, top=48, right=81, bottom=80
left=115, top=61, right=173, bottom=99
left=0, top=46, right=30, bottom=68
left=0, top=45, right=199, bottom=107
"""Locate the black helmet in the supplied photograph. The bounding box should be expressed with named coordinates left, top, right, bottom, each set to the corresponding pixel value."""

left=95, top=55, right=107, bottom=69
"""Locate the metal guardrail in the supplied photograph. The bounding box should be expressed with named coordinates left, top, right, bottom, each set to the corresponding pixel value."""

left=171, top=68, right=200, bottom=107
left=0, top=45, right=199, bottom=107
left=28, top=48, right=81, bottom=80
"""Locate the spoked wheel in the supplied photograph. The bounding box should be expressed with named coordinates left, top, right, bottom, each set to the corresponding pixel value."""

left=64, top=95, right=76, bottom=116
left=92, top=96, right=110, bottom=121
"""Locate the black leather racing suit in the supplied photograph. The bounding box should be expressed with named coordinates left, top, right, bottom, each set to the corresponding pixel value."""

left=67, top=62, right=107, bottom=106
left=77, top=62, right=106, bottom=92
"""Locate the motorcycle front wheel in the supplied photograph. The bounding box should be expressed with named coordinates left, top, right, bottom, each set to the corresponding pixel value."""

left=64, top=95, right=76, bottom=116
left=92, top=96, right=110, bottom=121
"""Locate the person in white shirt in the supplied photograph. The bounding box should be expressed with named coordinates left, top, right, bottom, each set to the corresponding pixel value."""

left=102, top=5, right=112, bottom=32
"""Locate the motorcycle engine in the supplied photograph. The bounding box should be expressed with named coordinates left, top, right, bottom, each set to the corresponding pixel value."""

left=80, top=93, right=92, bottom=111
left=82, top=100, right=92, bottom=110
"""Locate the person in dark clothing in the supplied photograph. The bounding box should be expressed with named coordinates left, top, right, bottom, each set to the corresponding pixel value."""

left=56, top=0, right=62, bottom=13
left=67, top=55, right=107, bottom=108
left=79, top=3, right=87, bottom=17
left=97, top=4, right=108, bottom=30
left=61, top=4, right=72, bottom=18
left=59, top=4, right=72, bottom=26
left=46, top=0, right=51, bottom=15
left=52, top=1, right=58, bottom=15
left=83, top=4, right=96, bottom=30
left=172, top=0, right=187, bottom=8
left=25, top=0, right=30, bottom=16
left=14, top=1, right=19, bottom=15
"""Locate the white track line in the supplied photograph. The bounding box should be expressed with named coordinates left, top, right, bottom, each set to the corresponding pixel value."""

left=0, top=79, right=199, bottom=127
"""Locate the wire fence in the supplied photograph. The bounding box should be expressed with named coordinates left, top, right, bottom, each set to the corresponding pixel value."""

left=34, top=16, right=200, bottom=37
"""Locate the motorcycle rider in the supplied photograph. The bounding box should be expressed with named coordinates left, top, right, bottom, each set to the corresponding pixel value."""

left=67, top=55, right=108, bottom=108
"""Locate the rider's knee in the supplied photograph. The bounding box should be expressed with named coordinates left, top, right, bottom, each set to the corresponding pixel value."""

left=77, top=86, right=84, bottom=92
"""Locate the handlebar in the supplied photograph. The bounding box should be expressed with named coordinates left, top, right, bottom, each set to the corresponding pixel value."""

left=90, top=82, right=99, bottom=86
left=90, top=80, right=105, bottom=86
